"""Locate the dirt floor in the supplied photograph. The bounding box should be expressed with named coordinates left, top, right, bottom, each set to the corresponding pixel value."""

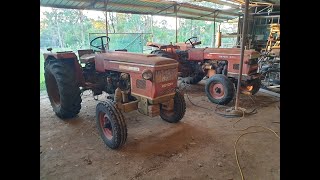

left=40, top=80, right=280, bottom=180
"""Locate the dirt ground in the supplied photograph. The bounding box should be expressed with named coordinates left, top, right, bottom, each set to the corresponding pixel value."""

left=40, top=80, right=280, bottom=180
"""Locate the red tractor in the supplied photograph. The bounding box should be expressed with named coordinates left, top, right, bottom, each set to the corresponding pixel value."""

left=147, top=37, right=261, bottom=105
left=43, top=36, right=186, bottom=149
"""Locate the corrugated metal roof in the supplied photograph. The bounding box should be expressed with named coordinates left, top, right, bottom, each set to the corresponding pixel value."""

left=40, top=0, right=279, bottom=22
left=40, top=0, right=243, bottom=22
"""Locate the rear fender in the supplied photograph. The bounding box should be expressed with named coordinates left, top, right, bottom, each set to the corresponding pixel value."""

left=43, top=52, right=85, bottom=87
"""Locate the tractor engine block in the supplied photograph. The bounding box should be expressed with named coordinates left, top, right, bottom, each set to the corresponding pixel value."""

left=82, top=62, right=130, bottom=96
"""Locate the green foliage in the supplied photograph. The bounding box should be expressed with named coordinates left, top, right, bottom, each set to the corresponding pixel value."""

left=40, top=52, right=45, bottom=91
left=40, top=8, right=238, bottom=91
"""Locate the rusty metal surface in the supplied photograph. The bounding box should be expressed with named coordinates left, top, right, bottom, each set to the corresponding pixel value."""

left=188, top=48, right=205, bottom=61
left=79, top=54, right=95, bottom=63
left=94, top=51, right=178, bottom=100
left=202, top=48, right=260, bottom=75
left=43, top=52, right=77, bottom=60
left=73, top=59, right=85, bottom=87
left=118, top=100, right=139, bottom=113
left=96, top=51, right=177, bottom=67
left=78, top=49, right=94, bottom=58
left=40, top=0, right=241, bottom=22
left=147, top=104, right=160, bottom=117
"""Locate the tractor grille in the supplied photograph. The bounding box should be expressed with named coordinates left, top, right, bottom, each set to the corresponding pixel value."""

left=136, top=79, right=146, bottom=89
left=155, top=68, right=177, bottom=83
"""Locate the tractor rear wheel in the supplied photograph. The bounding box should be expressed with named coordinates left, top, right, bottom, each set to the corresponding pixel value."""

left=181, top=63, right=205, bottom=84
left=205, top=74, right=235, bottom=105
left=240, top=78, right=261, bottom=95
left=181, top=73, right=205, bottom=84
left=150, top=50, right=173, bottom=58
left=160, top=90, right=186, bottom=123
left=44, top=57, right=82, bottom=119
left=96, top=100, right=127, bottom=149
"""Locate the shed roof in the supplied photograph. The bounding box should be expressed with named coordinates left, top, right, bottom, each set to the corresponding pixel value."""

left=40, top=0, right=279, bottom=22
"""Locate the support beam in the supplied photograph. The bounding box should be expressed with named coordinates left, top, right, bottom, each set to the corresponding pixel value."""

left=42, top=1, right=237, bottom=22
left=212, top=11, right=219, bottom=47
left=179, top=3, right=239, bottom=17
left=104, top=0, right=109, bottom=50
left=93, top=3, right=233, bottom=21
left=200, top=0, right=240, bottom=9
left=92, top=1, right=240, bottom=18
left=235, top=0, right=249, bottom=110
left=190, top=19, right=193, bottom=37
left=151, top=15, right=154, bottom=42
left=196, top=10, right=217, bottom=19
left=236, top=15, right=241, bottom=46
left=175, top=5, right=178, bottom=43
left=213, top=16, right=216, bottom=47
left=86, top=0, right=99, bottom=8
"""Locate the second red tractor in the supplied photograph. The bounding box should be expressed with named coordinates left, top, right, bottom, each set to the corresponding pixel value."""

left=147, top=37, right=261, bottom=105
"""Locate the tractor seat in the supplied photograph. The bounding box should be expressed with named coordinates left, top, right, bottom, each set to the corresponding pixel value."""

left=80, top=53, right=95, bottom=63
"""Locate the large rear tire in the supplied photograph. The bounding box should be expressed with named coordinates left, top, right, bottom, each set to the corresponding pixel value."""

left=44, top=57, right=82, bottom=119
left=181, top=63, right=205, bottom=84
left=181, top=73, right=204, bottom=84
left=96, top=100, right=127, bottom=149
left=150, top=50, right=173, bottom=58
left=160, top=90, right=186, bottom=123
left=205, top=74, right=235, bottom=105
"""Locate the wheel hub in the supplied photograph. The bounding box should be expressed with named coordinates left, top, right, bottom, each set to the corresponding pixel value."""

left=99, top=113, right=113, bottom=140
left=104, top=119, right=111, bottom=129
left=210, top=83, right=225, bottom=99
left=215, top=87, right=222, bottom=94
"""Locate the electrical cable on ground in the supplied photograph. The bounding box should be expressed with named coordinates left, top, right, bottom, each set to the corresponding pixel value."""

left=179, top=81, right=259, bottom=118
left=234, top=126, right=280, bottom=180
left=231, top=107, right=280, bottom=180
left=179, top=81, right=280, bottom=180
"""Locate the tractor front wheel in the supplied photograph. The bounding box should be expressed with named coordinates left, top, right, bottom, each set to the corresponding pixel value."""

left=96, top=100, right=127, bottom=149
left=44, top=57, right=82, bottom=119
left=205, top=74, right=235, bottom=105
left=160, top=90, right=186, bottom=123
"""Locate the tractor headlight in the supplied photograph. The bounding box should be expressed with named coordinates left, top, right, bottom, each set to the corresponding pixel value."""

left=142, top=69, right=153, bottom=80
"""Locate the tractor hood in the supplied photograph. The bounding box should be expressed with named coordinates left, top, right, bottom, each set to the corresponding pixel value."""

left=94, top=51, right=178, bottom=72
left=96, top=51, right=177, bottom=66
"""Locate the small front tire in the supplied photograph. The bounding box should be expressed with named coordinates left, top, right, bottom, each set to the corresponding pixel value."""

left=96, top=100, right=127, bottom=149
left=160, top=90, right=186, bottom=123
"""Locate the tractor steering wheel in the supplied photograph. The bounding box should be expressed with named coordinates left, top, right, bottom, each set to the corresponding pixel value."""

left=90, top=36, right=110, bottom=51
left=185, top=37, right=198, bottom=47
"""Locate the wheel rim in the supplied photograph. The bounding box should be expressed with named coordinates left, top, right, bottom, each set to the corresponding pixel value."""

left=209, top=83, right=225, bottom=99
left=99, top=112, right=113, bottom=140
left=46, top=73, right=60, bottom=106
